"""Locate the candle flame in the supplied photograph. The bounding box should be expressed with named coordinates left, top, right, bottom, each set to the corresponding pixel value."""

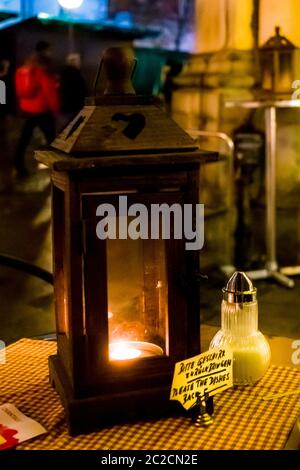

left=110, top=342, right=142, bottom=361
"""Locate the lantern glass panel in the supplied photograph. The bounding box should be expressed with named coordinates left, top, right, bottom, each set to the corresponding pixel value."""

left=278, top=52, right=294, bottom=91
left=106, top=224, right=168, bottom=361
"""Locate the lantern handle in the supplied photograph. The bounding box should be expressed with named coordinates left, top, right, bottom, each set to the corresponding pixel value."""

left=93, top=50, right=138, bottom=97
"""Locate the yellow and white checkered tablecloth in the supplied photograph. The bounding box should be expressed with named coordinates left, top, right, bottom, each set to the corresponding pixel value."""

left=0, top=339, right=300, bottom=450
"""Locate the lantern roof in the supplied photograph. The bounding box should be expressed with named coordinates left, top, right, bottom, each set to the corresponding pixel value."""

left=261, top=26, right=295, bottom=51
left=51, top=95, right=198, bottom=157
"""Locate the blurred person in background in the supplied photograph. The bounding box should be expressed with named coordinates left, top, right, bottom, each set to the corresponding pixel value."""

left=14, top=41, right=59, bottom=177
left=58, top=53, right=86, bottom=132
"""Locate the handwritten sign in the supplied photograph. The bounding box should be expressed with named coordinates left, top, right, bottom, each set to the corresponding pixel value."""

left=170, top=347, right=233, bottom=410
left=0, top=404, right=46, bottom=450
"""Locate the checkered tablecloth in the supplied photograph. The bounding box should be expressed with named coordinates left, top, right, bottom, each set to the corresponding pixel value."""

left=1, top=339, right=300, bottom=450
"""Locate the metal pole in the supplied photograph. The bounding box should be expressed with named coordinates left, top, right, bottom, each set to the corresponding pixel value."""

left=265, top=106, right=278, bottom=272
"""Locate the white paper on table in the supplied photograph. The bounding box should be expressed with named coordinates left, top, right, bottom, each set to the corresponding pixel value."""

left=0, top=403, right=46, bottom=450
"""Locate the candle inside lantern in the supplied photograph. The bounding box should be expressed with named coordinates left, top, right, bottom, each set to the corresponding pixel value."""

left=109, top=342, right=142, bottom=360
left=109, top=341, right=164, bottom=361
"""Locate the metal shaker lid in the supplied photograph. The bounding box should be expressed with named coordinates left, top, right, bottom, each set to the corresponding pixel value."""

left=222, top=271, right=257, bottom=303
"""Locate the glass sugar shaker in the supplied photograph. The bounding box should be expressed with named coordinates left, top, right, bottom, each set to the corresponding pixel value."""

left=210, top=272, right=271, bottom=386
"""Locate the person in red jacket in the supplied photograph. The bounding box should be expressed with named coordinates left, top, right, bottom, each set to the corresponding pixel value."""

left=14, top=41, right=59, bottom=177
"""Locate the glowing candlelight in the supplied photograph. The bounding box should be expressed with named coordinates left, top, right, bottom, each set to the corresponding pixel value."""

left=110, top=342, right=142, bottom=361
left=109, top=341, right=164, bottom=361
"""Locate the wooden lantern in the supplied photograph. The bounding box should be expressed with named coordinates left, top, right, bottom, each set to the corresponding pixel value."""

left=260, top=26, right=296, bottom=95
left=35, top=48, right=214, bottom=435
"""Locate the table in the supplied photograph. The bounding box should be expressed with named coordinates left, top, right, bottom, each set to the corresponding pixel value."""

left=226, top=99, right=300, bottom=288
left=1, top=339, right=300, bottom=450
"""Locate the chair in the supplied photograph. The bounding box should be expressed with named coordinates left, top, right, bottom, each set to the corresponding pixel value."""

left=186, top=129, right=235, bottom=216
left=186, top=129, right=236, bottom=273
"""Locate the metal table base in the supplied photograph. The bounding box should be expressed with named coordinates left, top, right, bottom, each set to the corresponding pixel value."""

left=245, top=268, right=294, bottom=289
left=226, top=99, right=300, bottom=288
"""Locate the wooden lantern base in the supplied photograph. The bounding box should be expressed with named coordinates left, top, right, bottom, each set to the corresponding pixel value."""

left=49, top=355, right=178, bottom=436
